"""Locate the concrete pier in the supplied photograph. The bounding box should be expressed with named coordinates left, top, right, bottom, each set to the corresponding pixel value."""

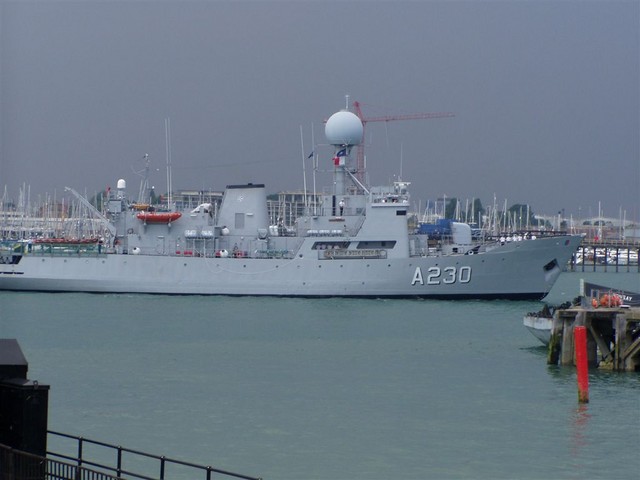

left=547, top=307, right=640, bottom=371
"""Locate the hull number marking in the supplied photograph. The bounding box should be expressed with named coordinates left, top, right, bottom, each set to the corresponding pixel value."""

left=411, top=266, right=472, bottom=286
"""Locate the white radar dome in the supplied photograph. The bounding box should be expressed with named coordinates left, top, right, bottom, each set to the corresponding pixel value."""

left=325, top=111, right=363, bottom=146
left=117, top=179, right=126, bottom=190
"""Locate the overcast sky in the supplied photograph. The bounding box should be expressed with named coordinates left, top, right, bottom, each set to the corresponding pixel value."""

left=1, top=0, right=638, bottom=220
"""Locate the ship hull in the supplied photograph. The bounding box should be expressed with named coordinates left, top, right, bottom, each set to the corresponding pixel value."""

left=0, top=235, right=580, bottom=299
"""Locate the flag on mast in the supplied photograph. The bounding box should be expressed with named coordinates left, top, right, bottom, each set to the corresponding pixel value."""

left=333, top=148, right=347, bottom=166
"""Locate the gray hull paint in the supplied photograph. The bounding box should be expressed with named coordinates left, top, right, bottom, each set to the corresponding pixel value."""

left=0, top=235, right=581, bottom=299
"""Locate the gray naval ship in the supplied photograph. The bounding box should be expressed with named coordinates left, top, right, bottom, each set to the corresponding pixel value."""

left=0, top=108, right=582, bottom=298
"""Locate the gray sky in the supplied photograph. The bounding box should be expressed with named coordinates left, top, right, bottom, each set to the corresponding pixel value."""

left=1, top=0, right=638, bottom=220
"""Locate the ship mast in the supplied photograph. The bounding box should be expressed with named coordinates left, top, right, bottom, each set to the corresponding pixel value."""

left=324, top=107, right=364, bottom=197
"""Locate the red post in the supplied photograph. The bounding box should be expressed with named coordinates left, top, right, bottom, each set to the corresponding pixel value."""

left=574, top=325, right=589, bottom=403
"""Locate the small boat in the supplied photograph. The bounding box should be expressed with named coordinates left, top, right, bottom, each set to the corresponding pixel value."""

left=523, top=304, right=564, bottom=346
left=136, top=212, right=182, bottom=224
left=583, top=281, right=640, bottom=307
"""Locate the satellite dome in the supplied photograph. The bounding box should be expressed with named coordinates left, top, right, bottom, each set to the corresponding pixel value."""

left=325, top=110, right=363, bottom=146
left=117, top=179, right=126, bottom=190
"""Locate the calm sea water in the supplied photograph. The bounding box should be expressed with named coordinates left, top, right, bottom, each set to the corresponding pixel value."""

left=1, top=271, right=639, bottom=480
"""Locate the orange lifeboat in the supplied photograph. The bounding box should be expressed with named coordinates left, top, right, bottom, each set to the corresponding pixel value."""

left=136, top=212, right=182, bottom=223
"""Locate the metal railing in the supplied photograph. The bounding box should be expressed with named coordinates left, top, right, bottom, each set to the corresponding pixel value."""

left=1, top=443, right=120, bottom=480
left=46, top=431, right=261, bottom=480
left=569, top=244, right=640, bottom=273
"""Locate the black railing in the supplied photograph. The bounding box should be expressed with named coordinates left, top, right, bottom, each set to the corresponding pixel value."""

left=46, top=431, right=261, bottom=480
left=569, top=244, right=640, bottom=273
left=1, top=443, right=120, bottom=480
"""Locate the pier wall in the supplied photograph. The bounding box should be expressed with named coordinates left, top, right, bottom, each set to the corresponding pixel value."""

left=547, top=307, right=640, bottom=372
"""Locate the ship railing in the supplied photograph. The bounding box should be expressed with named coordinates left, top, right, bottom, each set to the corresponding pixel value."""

left=45, top=431, right=262, bottom=480
left=303, top=215, right=366, bottom=238
left=482, top=229, right=571, bottom=241
left=24, top=244, right=107, bottom=257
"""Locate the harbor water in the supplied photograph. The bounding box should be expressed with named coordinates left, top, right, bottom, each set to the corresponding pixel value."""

left=1, top=271, right=639, bottom=479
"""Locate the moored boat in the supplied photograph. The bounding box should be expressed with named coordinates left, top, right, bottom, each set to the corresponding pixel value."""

left=0, top=105, right=583, bottom=297
left=523, top=303, right=568, bottom=346
left=583, top=281, right=640, bottom=307
left=523, top=314, right=554, bottom=346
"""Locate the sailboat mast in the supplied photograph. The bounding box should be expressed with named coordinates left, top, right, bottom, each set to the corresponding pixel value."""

left=165, top=118, right=172, bottom=210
